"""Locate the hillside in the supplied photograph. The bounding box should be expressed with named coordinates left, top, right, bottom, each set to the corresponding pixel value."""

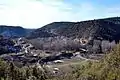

left=28, top=17, right=120, bottom=42
left=27, top=17, right=120, bottom=53
left=0, top=25, right=34, bottom=38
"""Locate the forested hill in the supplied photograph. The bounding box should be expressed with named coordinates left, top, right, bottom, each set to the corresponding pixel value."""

left=28, top=17, right=120, bottom=42
left=0, top=25, right=34, bottom=38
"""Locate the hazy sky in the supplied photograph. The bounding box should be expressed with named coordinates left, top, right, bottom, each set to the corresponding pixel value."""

left=0, top=0, right=120, bottom=28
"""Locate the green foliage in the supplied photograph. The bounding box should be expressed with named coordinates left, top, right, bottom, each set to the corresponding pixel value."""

left=73, top=44, right=120, bottom=80
left=0, top=59, right=47, bottom=80
left=47, top=44, right=120, bottom=80
left=0, top=44, right=120, bottom=80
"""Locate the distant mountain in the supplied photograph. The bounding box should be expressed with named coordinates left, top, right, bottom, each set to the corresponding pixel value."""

left=27, top=22, right=73, bottom=38
left=27, top=17, right=120, bottom=53
left=28, top=17, right=120, bottom=42
left=0, top=25, right=35, bottom=38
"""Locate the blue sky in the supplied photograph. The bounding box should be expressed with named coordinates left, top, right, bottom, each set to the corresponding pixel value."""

left=0, top=0, right=120, bottom=28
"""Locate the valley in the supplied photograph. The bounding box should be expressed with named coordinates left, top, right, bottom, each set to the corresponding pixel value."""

left=0, top=17, right=120, bottom=80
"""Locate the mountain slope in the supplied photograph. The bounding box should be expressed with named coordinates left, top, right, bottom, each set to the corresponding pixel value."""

left=27, top=22, right=74, bottom=39
left=28, top=17, right=120, bottom=42
left=0, top=25, right=34, bottom=38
